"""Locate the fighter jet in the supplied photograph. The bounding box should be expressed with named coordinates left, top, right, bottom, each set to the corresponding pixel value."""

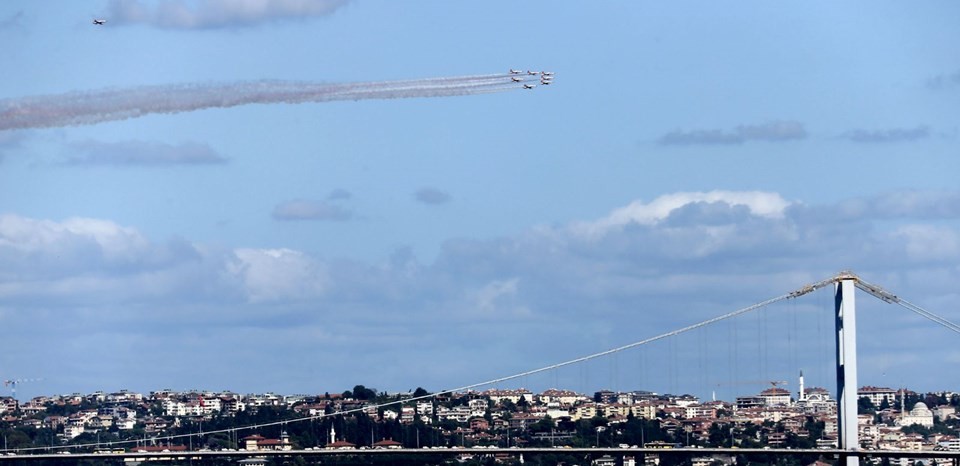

left=523, top=84, right=536, bottom=89
left=511, top=77, right=523, bottom=83
left=92, top=18, right=107, bottom=25
left=527, top=71, right=538, bottom=75
left=509, top=69, right=523, bottom=74
left=540, top=71, right=554, bottom=76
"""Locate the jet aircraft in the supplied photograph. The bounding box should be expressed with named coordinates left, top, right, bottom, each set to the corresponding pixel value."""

left=511, top=77, right=523, bottom=82
left=92, top=19, right=107, bottom=25
left=523, top=84, right=536, bottom=89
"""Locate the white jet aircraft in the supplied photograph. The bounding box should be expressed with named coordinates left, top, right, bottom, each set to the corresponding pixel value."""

left=511, top=77, right=523, bottom=82
left=523, top=84, right=536, bottom=89
left=92, top=19, right=107, bottom=25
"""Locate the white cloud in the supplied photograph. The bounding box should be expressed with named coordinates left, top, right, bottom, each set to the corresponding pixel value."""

left=841, top=126, right=930, bottom=143
left=891, top=225, right=960, bottom=262
left=272, top=199, right=353, bottom=221
left=572, top=190, right=792, bottom=238
left=229, top=248, right=328, bottom=302
left=468, top=278, right=531, bottom=318
left=3, top=190, right=960, bottom=397
left=65, top=140, right=228, bottom=166
left=659, top=121, right=807, bottom=145
left=107, top=0, right=349, bottom=29
left=0, top=214, right=150, bottom=265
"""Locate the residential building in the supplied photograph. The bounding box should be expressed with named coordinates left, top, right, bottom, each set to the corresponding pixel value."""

left=858, top=386, right=897, bottom=408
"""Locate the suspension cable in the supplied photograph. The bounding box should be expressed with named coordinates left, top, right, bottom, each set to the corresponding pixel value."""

left=19, top=271, right=955, bottom=454
left=20, top=284, right=809, bottom=453
left=855, top=278, right=960, bottom=334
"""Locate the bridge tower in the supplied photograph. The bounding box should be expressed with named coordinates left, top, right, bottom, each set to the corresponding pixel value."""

left=834, top=273, right=859, bottom=466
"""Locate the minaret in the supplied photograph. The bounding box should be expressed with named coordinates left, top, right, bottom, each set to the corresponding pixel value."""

left=330, top=425, right=336, bottom=444
left=799, top=370, right=806, bottom=402
left=901, top=388, right=906, bottom=422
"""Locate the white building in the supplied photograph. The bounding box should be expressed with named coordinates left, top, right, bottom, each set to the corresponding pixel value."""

left=899, top=402, right=934, bottom=428
left=63, top=425, right=85, bottom=439
left=759, top=388, right=791, bottom=407
left=416, top=401, right=434, bottom=416
left=858, top=387, right=897, bottom=407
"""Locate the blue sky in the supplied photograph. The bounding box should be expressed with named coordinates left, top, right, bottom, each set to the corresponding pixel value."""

left=1, top=0, right=959, bottom=402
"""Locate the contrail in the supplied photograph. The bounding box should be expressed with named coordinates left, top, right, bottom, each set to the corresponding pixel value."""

left=0, top=74, right=533, bottom=131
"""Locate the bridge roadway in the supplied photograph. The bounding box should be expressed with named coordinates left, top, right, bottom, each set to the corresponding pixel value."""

left=2, top=447, right=960, bottom=463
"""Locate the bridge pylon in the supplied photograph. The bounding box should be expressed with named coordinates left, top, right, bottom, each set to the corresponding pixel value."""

left=835, top=272, right=859, bottom=466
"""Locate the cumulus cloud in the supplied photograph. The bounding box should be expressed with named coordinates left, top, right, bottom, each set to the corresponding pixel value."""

left=797, top=190, right=960, bottom=223
left=3, top=189, right=960, bottom=398
left=414, top=187, right=451, bottom=205
left=1, top=214, right=152, bottom=272
left=841, top=126, right=930, bottom=143
left=0, top=214, right=217, bottom=307
left=572, top=191, right=791, bottom=238
left=229, top=248, right=328, bottom=302
left=272, top=199, right=353, bottom=221
left=659, top=121, right=806, bottom=145
left=467, top=278, right=532, bottom=319
left=65, top=140, right=228, bottom=166
left=891, top=225, right=960, bottom=262
left=106, top=0, right=349, bottom=29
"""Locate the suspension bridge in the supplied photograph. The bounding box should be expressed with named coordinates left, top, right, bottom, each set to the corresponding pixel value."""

left=1, top=271, right=957, bottom=465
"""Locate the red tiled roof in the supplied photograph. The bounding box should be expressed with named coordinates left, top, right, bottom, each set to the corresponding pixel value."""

left=373, top=439, right=402, bottom=447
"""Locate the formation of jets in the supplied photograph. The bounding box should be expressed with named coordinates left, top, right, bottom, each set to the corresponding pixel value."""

left=92, top=18, right=106, bottom=25
left=509, top=69, right=554, bottom=90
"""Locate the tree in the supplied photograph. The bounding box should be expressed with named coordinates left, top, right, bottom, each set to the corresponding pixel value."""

left=500, top=399, right=517, bottom=412
left=351, top=385, right=377, bottom=401
left=517, top=395, right=529, bottom=410
left=858, top=396, right=876, bottom=414
left=528, top=416, right=556, bottom=434
left=413, top=387, right=430, bottom=398
left=707, top=423, right=733, bottom=447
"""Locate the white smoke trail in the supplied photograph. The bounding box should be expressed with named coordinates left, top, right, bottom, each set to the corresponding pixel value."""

left=0, top=74, right=533, bottom=131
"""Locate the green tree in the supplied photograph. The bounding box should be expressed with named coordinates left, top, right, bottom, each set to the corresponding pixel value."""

left=528, top=416, right=556, bottom=434
left=351, top=385, right=377, bottom=401
left=516, top=395, right=529, bottom=410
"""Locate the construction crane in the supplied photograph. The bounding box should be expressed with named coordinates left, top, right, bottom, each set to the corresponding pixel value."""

left=3, top=378, right=41, bottom=400
left=715, top=380, right=788, bottom=388
left=711, top=380, right=789, bottom=401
